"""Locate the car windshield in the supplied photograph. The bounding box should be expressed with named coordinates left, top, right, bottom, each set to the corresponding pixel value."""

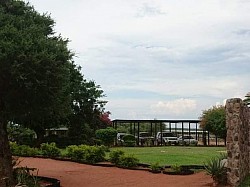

left=162, top=133, right=175, bottom=137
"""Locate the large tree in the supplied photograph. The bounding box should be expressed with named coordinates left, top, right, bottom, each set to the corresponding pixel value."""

left=0, top=1, right=73, bottom=185
left=67, top=63, right=108, bottom=145
left=199, top=105, right=226, bottom=141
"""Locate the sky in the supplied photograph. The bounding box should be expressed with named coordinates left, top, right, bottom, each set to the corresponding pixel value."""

left=26, top=0, right=250, bottom=120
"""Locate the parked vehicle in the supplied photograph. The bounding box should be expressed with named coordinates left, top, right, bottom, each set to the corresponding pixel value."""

left=178, top=135, right=198, bottom=146
left=117, top=133, right=127, bottom=146
left=156, top=132, right=179, bottom=145
left=136, top=132, right=154, bottom=146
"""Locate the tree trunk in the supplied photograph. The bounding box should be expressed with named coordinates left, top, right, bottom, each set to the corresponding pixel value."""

left=0, top=120, right=14, bottom=187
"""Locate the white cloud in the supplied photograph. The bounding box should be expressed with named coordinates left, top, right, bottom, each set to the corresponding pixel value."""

left=26, top=0, right=250, bottom=120
left=151, top=98, right=197, bottom=115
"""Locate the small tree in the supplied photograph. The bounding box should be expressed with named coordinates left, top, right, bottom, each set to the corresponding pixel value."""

left=199, top=105, right=226, bottom=141
left=95, top=127, right=117, bottom=146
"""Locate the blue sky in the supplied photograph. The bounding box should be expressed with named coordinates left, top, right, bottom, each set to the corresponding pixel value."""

left=27, top=0, right=250, bottom=120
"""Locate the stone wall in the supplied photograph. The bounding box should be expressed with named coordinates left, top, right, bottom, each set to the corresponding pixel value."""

left=226, top=98, right=250, bottom=187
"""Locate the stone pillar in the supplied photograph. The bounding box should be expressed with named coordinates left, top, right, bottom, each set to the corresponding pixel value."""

left=226, top=98, right=249, bottom=187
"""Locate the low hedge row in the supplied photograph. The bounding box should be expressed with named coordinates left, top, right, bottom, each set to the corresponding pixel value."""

left=10, top=142, right=140, bottom=168
left=10, top=142, right=109, bottom=164
left=10, top=142, right=61, bottom=158
left=66, top=145, right=107, bottom=164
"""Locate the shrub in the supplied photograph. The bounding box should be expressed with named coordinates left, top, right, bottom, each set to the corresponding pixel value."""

left=66, top=145, right=85, bottom=161
left=10, top=142, right=39, bottom=156
left=171, top=164, right=182, bottom=173
left=117, top=155, right=139, bottom=168
left=13, top=167, right=39, bottom=187
left=66, top=145, right=106, bottom=164
left=85, top=146, right=106, bottom=164
left=122, top=134, right=136, bottom=147
left=8, top=125, right=36, bottom=146
left=109, top=150, right=125, bottom=165
left=204, top=155, right=227, bottom=185
left=40, top=142, right=61, bottom=158
left=150, top=162, right=162, bottom=172
left=95, top=127, right=117, bottom=146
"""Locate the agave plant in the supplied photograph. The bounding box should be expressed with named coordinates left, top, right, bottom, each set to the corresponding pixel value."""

left=204, top=155, right=227, bottom=185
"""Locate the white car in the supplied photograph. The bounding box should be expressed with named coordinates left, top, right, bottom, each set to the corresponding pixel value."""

left=117, top=133, right=127, bottom=145
left=178, top=135, right=198, bottom=146
left=156, top=132, right=179, bottom=145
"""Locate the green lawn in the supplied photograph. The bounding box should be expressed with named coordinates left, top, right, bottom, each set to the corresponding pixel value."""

left=110, top=146, right=226, bottom=166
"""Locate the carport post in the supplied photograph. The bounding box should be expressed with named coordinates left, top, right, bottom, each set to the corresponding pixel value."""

left=137, top=122, right=140, bottom=146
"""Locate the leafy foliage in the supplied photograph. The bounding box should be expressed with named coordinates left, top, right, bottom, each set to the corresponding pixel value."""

left=200, top=105, right=226, bottom=139
left=109, top=150, right=125, bottom=165
left=67, top=63, right=107, bottom=145
left=10, top=142, right=39, bottom=156
left=171, top=164, right=182, bottom=173
left=40, top=142, right=61, bottom=158
left=66, top=145, right=107, bottom=164
left=117, top=155, right=139, bottom=168
left=13, top=167, right=39, bottom=187
left=99, top=112, right=112, bottom=126
left=0, top=0, right=73, bottom=130
left=7, top=123, right=36, bottom=146
left=122, top=134, right=136, bottom=147
left=149, top=162, right=162, bottom=172
left=0, top=0, right=76, bottom=181
left=95, top=127, right=117, bottom=146
left=0, top=1, right=108, bottom=183
left=204, top=154, right=227, bottom=185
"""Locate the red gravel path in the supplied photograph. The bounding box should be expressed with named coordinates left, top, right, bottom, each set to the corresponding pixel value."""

left=18, top=157, right=217, bottom=187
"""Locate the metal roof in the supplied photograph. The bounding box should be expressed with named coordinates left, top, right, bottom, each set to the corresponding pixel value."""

left=112, top=119, right=200, bottom=123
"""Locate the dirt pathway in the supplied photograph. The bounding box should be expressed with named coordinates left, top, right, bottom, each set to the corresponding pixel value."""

left=18, top=157, right=216, bottom=187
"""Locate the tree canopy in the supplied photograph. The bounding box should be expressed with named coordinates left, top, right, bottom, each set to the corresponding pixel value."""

left=0, top=0, right=107, bottom=184
left=199, top=105, right=226, bottom=140
left=66, top=63, right=108, bottom=145
left=0, top=0, right=73, bottom=126
left=0, top=0, right=74, bottom=184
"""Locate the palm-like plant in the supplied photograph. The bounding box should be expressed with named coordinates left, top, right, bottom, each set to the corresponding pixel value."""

left=204, top=154, right=227, bottom=185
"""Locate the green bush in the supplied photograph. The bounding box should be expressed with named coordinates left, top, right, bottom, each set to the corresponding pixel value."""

left=8, top=125, right=36, bottom=146
left=40, top=142, right=61, bottom=158
left=13, top=167, right=39, bottom=187
left=122, top=134, right=136, bottom=147
left=66, top=145, right=85, bottom=161
left=171, top=164, right=182, bottom=173
left=66, top=145, right=106, bottom=164
left=117, top=154, right=139, bottom=168
left=204, top=155, right=227, bottom=185
left=10, top=142, right=39, bottom=156
left=109, top=150, right=125, bottom=165
left=95, top=127, right=117, bottom=146
left=150, top=162, right=162, bottom=172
